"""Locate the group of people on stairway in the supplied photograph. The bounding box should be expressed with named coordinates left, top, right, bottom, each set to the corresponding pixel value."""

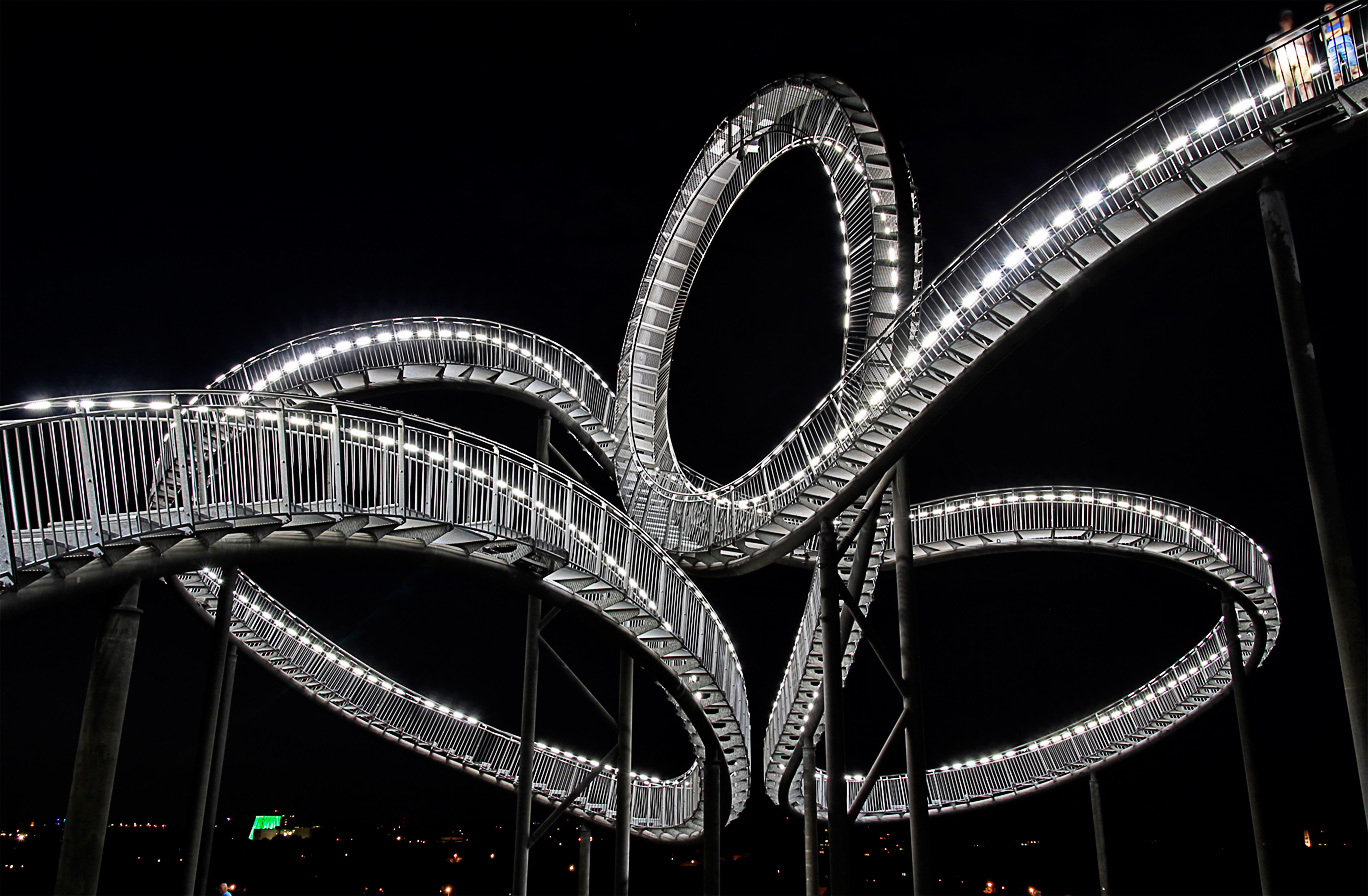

left=1264, top=4, right=1363, bottom=108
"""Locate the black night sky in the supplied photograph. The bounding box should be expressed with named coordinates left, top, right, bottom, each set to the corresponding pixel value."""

left=1, top=3, right=1364, bottom=895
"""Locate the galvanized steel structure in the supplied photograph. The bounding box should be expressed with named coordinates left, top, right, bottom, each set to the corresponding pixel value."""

left=4, top=10, right=1366, bottom=892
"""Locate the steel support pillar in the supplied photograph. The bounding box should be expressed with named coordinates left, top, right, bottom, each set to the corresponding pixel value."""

left=182, top=567, right=238, bottom=896
left=193, top=640, right=239, bottom=896
left=1222, top=595, right=1273, bottom=895
left=818, top=519, right=849, bottom=895
left=1089, top=770, right=1110, bottom=896
left=614, top=653, right=634, bottom=895
left=703, top=748, right=723, bottom=896
left=536, top=409, right=552, bottom=464
left=578, top=823, right=592, bottom=896
left=892, top=458, right=931, bottom=894
left=54, top=580, right=143, bottom=896
left=513, top=595, right=542, bottom=895
left=802, top=732, right=819, bottom=896
left=1258, top=172, right=1368, bottom=826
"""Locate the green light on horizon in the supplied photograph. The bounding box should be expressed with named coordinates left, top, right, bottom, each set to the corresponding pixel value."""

left=251, top=815, right=282, bottom=832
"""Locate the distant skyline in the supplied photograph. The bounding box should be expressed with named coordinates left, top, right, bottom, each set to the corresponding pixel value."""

left=2, top=3, right=1363, bottom=895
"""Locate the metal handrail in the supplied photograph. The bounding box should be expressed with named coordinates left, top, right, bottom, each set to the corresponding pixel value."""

left=760, top=484, right=1279, bottom=821
left=0, top=389, right=750, bottom=835
left=610, top=7, right=1365, bottom=563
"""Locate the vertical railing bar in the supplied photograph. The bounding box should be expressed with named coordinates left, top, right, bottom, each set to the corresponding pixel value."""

left=277, top=410, right=292, bottom=514
left=329, top=405, right=343, bottom=512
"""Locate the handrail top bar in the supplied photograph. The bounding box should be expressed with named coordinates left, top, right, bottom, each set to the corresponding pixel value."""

left=202, top=314, right=614, bottom=397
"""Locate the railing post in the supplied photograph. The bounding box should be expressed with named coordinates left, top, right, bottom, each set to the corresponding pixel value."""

left=395, top=419, right=407, bottom=515
left=0, top=465, right=13, bottom=586
left=446, top=431, right=457, bottom=522
left=1222, top=595, right=1273, bottom=895
left=54, top=580, right=142, bottom=896
left=1258, top=171, right=1368, bottom=827
left=614, top=652, right=634, bottom=895
left=512, top=595, right=541, bottom=896
left=182, top=568, right=239, bottom=896
left=802, top=732, right=819, bottom=896
left=893, top=457, right=931, bottom=893
left=817, top=519, right=849, bottom=895
left=1090, top=770, right=1111, bottom=896
left=73, top=412, right=102, bottom=540
left=170, top=399, right=196, bottom=526
left=276, top=409, right=292, bottom=513
left=329, top=405, right=344, bottom=511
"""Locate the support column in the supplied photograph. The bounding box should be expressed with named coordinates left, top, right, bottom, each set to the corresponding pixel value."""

left=817, top=520, right=848, bottom=895
left=54, top=580, right=143, bottom=896
left=1222, top=595, right=1273, bottom=895
left=703, top=749, right=723, bottom=896
left=1090, top=771, right=1110, bottom=896
left=513, top=595, right=542, bottom=895
left=577, top=823, right=591, bottom=896
left=892, top=458, right=931, bottom=894
left=802, top=733, right=819, bottom=896
left=536, top=410, right=552, bottom=464
left=183, top=567, right=238, bottom=896
left=1258, top=172, right=1368, bottom=825
left=193, top=640, right=239, bottom=896
left=614, top=653, right=634, bottom=895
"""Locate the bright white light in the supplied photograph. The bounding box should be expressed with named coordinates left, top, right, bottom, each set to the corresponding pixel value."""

left=1107, top=172, right=1129, bottom=190
left=456, top=330, right=471, bottom=339
left=1166, top=136, right=1188, bottom=152
left=1309, top=62, right=1324, bottom=74
left=920, top=331, right=938, bottom=349
left=397, top=329, right=413, bottom=340
left=1196, top=116, right=1220, bottom=134
left=1003, top=247, right=1027, bottom=267
left=224, top=407, right=246, bottom=417
left=148, top=401, right=173, bottom=410
left=24, top=400, right=52, bottom=410
left=282, top=360, right=300, bottom=373
left=377, top=332, right=394, bottom=342
left=266, top=369, right=283, bottom=382
left=334, top=340, right=353, bottom=352
left=1081, top=190, right=1104, bottom=207
left=349, top=428, right=370, bottom=439
left=902, top=349, right=920, bottom=367
left=1229, top=97, right=1257, bottom=115
left=110, top=399, right=136, bottom=410
left=252, top=379, right=268, bottom=391
left=1053, top=209, right=1075, bottom=228
left=1262, top=83, right=1284, bottom=98
left=438, top=328, right=453, bottom=338
left=1135, top=153, right=1159, bottom=171
left=1026, top=228, right=1049, bottom=249
left=939, top=311, right=958, bottom=329
left=300, top=351, right=316, bottom=363
left=843, top=265, right=852, bottom=280
left=981, top=269, right=1003, bottom=289
left=316, top=346, right=334, bottom=358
